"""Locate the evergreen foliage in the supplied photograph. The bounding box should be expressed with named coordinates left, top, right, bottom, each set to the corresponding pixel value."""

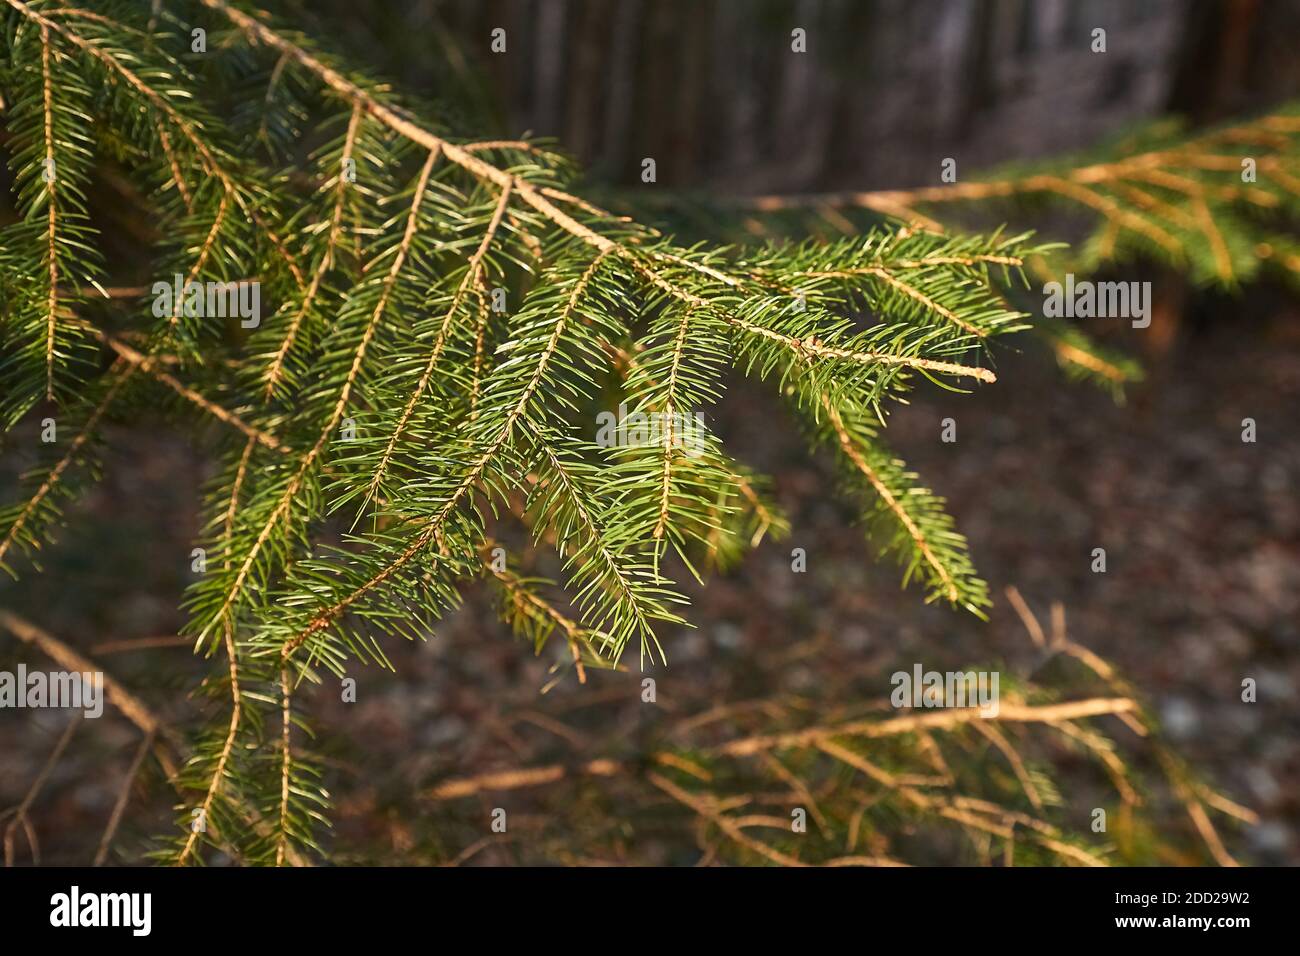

left=658, top=107, right=1300, bottom=393
left=1, top=1, right=1292, bottom=864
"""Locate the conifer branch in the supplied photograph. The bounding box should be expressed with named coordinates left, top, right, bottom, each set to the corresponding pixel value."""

left=821, top=396, right=959, bottom=604
left=7, top=0, right=301, bottom=284
left=90, top=329, right=287, bottom=452
left=363, top=176, right=510, bottom=506
left=2, top=2, right=1265, bottom=865
left=729, top=314, right=997, bottom=383
left=281, top=249, right=615, bottom=660
left=175, top=622, right=240, bottom=865
left=198, top=0, right=620, bottom=258
left=276, top=662, right=292, bottom=866
left=262, top=101, right=363, bottom=400
left=0, top=364, right=136, bottom=573
left=38, top=20, right=56, bottom=399
left=196, top=147, right=439, bottom=647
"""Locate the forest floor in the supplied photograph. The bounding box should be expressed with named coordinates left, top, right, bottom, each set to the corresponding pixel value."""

left=1, top=298, right=1297, bottom=866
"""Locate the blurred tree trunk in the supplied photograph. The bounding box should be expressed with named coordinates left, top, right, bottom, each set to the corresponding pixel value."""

left=310, top=0, right=1300, bottom=192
